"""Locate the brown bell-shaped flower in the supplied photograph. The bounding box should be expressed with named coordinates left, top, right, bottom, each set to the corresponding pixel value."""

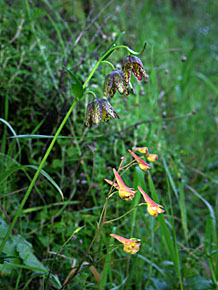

left=85, top=98, right=119, bottom=127
left=103, top=70, right=129, bottom=98
left=122, top=55, right=149, bottom=84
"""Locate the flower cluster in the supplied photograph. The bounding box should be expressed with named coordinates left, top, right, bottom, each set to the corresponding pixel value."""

left=85, top=56, right=148, bottom=127
left=106, top=147, right=165, bottom=255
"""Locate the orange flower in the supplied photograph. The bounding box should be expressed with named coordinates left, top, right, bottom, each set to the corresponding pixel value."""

left=146, top=153, right=158, bottom=162
left=128, top=150, right=150, bottom=172
left=110, top=234, right=141, bottom=254
left=138, top=186, right=165, bottom=217
left=132, top=147, right=148, bottom=154
left=107, top=168, right=136, bottom=200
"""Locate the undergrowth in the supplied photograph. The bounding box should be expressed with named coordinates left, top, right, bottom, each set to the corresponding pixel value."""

left=0, top=0, right=217, bottom=289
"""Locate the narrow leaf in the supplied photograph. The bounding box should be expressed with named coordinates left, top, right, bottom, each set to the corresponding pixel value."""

left=66, top=68, right=84, bottom=100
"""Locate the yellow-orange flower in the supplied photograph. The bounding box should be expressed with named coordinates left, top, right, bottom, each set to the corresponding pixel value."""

left=132, top=147, right=148, bottom=154
left=105, top=169, right=136, bottom=200
left=146, top=153, right=158, bottom=162
left=128, top=150, right=150, bottom=171
left=110, top=234, right=141, bottom=254
left=138, top=186, right=165, bottom=217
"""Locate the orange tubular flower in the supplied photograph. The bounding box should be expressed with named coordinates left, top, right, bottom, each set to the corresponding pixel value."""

left=146, top=153, right=158, bottom=162
left=110, top=234, right=140, bottom=254
left=112, top=168, right=136, bottom=200
left=138, top=186, right=165, bottom=217
left=128, top=150, right=150, bottom=172
left=132, top=147, right=148, bottom=155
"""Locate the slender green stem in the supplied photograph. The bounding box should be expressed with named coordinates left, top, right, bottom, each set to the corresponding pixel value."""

left=104, top=203, right=145, bottom=224
left=0, top=100, right=77, bottom=253
left=85, top=90, right=97, bottom=98
left=101, top=60, right=115, bottom=70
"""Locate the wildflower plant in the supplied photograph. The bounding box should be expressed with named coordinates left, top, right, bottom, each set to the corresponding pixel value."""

left=0, top=30, right=166, bottom=287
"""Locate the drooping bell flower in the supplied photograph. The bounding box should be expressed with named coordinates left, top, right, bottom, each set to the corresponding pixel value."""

left=103, top=70, right=129, bottom=98
left=105, top=168, right=136, bottom=200
left=122, top=55, right=149, bottom=84
left=85, top=98, right=119, bottom=127
left=128, top=150, right=150, bottom=172
left=110, top=234, right=141, bottom=254
left=138, top=186, right=165, bottom=217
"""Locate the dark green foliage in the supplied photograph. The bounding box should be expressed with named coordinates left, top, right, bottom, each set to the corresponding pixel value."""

left=0, top=0, right=218, bottom=289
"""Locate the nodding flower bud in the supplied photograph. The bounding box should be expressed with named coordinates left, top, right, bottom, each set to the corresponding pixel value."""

left=138, top=186, right=165, bottom=217
left=112, top=168, right=137, bottom=200
left=128, top=150, right=150, bottom=172
left=122, top=55, right=149, bottom=84
left=132, top=147, right=149, bottom=155
left=103, top=70, right=129, bottom=98
left=85, top=98, right=119, bottom=127
left=146, top=153, right=158, bottom=163
left=110, top=234, right=141, bottom=254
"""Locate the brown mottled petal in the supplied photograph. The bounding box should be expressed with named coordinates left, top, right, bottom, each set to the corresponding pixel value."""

left=103, top=73, right=114, bottom=97
left=113, top=71, right=125, bottom=95
left=130, top=56, right=143, bottom=67
left=92, top=99, right=102, bottom=125
left=85, top=102, right=93, bottom=127
left=109, top=84, right=116, bottom=98
left=122, top=63, right=131, bottom=84
left=101, top=100, right=119, bottom=120
left=125, top=85, right=129, bottom=96
left=132, top=63, right=143, bottom=80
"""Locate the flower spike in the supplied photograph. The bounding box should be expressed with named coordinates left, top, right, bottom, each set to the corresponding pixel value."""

left=103, top=70, right=129, bottom=98
left=110, top=234, right=141, bottom=254
left=85, top=98, right=119, bottom=127
left=112, top=168, right=136, bottom=200
left=138, top=186, right=165, bottom=217
left=128, top=150, right=150, bottom=172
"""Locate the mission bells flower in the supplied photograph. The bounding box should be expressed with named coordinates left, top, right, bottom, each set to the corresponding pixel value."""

left=85, top=98, right=119, bottom=127
left=103, top=70, right=129, bottom=98
left=128, top=150, right=150, bottom=172
left=110, top=234, right=141, bottom=254
left=105, top=168, right=136, bottom=200
left=138, top=186, right=165, bottom=217
left=122, top=55, right=149, bottom=84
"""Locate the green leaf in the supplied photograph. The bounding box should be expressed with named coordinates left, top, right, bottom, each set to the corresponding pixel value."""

left=15, top=235, right=47, bottom=273
left=0, top=118, right=21, bottom=153
left=9, top=134, right=103, bottom=139
left=65, top=68, right=84, bottom=100
left=0, top=165, right=64, bottom=200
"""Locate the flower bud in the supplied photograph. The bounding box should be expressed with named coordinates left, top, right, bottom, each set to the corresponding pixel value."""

left=132, top=147, right=148, bottom=154
left=146, top=153, right=158, bottom=162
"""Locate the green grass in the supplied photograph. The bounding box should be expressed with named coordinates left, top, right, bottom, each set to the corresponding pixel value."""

left=0, top=0, right=218, bottom=289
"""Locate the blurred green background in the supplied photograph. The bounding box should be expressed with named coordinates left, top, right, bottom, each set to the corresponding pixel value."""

left=0, top=0, right=217, bottom=289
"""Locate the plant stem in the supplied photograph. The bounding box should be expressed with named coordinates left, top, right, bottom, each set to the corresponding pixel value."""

left=0, top=99, right=77, bottom=253
left=0, top=48, right=105, bottom=253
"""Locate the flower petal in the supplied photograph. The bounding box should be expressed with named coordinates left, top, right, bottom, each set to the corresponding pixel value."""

left=104, top=179, right=119, bottom=189
left=128, top=150, right=150, bottom=171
